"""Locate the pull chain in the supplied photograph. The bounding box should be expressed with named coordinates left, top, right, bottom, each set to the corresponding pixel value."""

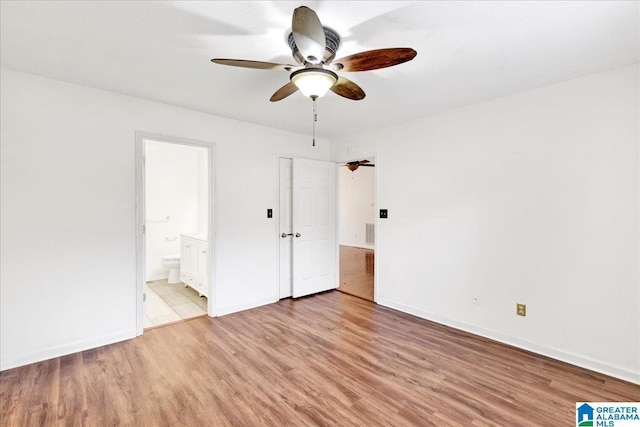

left=312, top=97, right=317, bottom=147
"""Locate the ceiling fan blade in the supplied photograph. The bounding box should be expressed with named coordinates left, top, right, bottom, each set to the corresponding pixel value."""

left=331, top=48, right=417, bottom=72
left=330, top=77, right=366, bottom=101
left=292, top=6, right=326, bottom=64
left=359, top=164, right=375, bottom=167
left=270, top=82, right=299, bottom=102
left=211, top=58, right=298, bottom=72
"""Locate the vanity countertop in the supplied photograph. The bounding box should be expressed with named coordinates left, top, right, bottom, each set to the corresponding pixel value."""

left=181, top=233, right=208, bottom=241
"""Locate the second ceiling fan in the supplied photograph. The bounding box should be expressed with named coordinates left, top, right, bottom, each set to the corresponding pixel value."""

left=341, top=160, right=375, bottom=171
left=211, top=6, right=417, bottom=102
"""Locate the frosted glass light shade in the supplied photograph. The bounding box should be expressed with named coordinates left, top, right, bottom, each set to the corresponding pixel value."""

left=290, top=68, right=338, bottom=99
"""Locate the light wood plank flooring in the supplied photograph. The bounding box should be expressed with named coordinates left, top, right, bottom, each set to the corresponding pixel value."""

left=1, top=291, right=638, bottom=426
left=339, top=245, right=374, bottom=301
left=145, top=279, right=207, bottom=328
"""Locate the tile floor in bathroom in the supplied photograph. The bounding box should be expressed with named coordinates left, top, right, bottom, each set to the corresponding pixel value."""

left=145, top=279, right=207, bottom=328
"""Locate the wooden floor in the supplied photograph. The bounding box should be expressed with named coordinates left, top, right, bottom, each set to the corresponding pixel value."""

left=339, top=245, right=374, bottom=301
left=1, top=292, right=638, bottom=426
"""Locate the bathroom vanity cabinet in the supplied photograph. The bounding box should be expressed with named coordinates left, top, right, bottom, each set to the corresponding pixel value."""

left=180, top=234, right=209, bottom=298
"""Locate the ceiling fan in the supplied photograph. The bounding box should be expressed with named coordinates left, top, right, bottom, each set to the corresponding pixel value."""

left=341, top=160, right=375, bottom=171
left=211, top=6, right=417, bottom=102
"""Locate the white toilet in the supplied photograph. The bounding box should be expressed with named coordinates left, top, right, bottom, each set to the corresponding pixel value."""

left=162, top=254, right=181, bottom=284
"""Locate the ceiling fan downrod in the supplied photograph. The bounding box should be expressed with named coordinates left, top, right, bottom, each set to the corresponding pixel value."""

left=312, top=96, right=318, bottom=147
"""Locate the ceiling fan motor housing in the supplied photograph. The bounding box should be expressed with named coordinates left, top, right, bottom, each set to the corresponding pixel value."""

left=288, top=27, right=341, bottom=65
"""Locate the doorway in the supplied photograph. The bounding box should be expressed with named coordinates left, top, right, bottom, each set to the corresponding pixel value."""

left=337, top=157, right=376, bottom=301
left=135, top=133, right=215, bottom=335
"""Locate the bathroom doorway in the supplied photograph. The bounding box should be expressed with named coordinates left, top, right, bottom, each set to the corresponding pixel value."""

left=135, top=133, right=215, bottom=334
left=338, top=157, right=376, bottom=302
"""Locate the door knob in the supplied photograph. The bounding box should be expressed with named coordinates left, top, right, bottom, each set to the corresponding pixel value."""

left=295, top=233, right=301, bottom=238
left=281, top=233, right=293, bottom=238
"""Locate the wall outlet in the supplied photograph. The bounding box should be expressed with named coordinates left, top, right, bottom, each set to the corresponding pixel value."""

left=517, top=303, right=526, bottom=316
left=472, top=295, right=480, bottom=305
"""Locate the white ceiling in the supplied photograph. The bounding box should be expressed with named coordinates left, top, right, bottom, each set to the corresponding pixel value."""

left=1, top=1, right=638, bottom=140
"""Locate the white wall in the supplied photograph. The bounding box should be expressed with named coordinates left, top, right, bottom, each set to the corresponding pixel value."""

left=197, top=148, right=208, bottom=236
left=0, top=69, right=330, bottom=370
left=333, top=64, right=640, bottom=384
left=145, top=141, right=206, bottom=281
left=339, top=165, right=375, bottom=248
left=2, top=65, right=638, bottom=383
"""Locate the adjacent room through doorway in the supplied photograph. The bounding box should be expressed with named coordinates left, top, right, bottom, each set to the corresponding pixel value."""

left=338, top=158, right=375, bottom=301
left=143, top=139, right=210, bottom=328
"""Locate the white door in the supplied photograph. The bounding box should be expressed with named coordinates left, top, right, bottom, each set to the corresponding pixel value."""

left=279, top=158, right=294, bottom=298
left=292, top=158, right=337, bottom=298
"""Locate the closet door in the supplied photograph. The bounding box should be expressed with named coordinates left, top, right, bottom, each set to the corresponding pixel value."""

left=291, top=158, right=337, bottom=298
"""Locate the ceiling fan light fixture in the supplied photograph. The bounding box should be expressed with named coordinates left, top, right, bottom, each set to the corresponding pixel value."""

left=290, top=68, right=338, bottom=99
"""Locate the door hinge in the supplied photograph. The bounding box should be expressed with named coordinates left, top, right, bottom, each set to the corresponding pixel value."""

left=142, top=156, right=146, bottom=165
left=142, top=224, right=146, bottom=234
left=143, top=293, right=146, bottom=302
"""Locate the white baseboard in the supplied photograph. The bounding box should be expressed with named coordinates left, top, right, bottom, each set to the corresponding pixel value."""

left=339, top=242, right=374, bottom=250
left=214, top=297, right=278, bottom=317
left=0, top=329, right=137, bottom=372
left=376, top=297, right=640, bottom=385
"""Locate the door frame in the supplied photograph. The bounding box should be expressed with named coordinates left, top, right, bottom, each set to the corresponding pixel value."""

left=335, top=152, right=378, bottom=302
left=135, top=131, right=217, bottom=336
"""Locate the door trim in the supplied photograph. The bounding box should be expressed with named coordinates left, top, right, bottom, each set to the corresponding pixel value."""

left=336, top=153, right=378, bottom=302
left=135, top=131, right=217, bottom=335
